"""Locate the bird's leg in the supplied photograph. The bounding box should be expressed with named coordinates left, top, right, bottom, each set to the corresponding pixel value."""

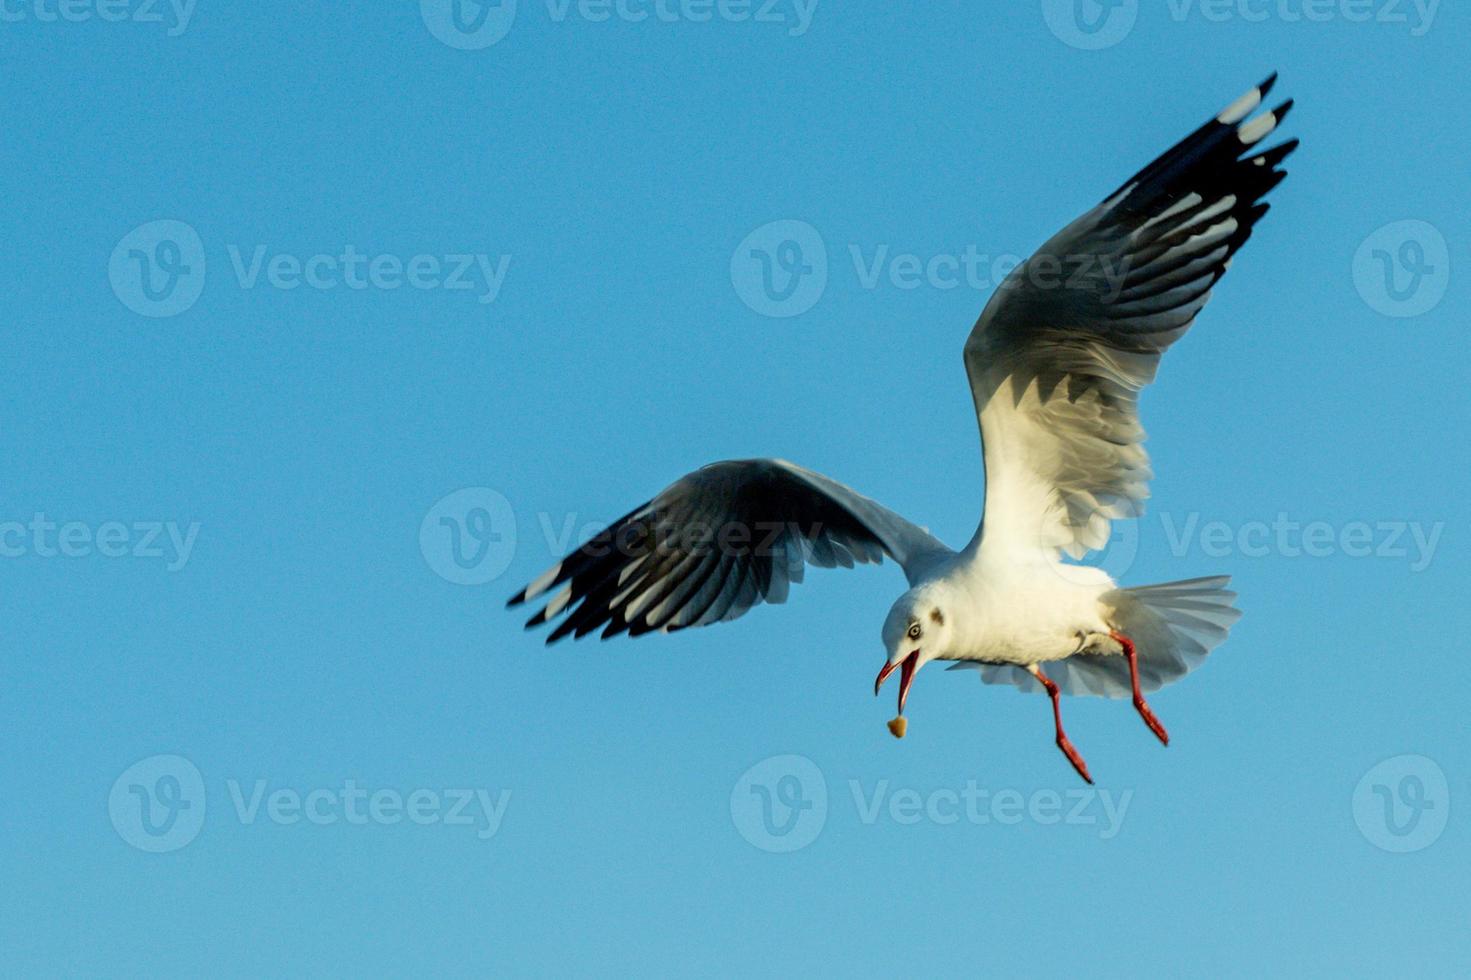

left=1110, top=630, right=1169, bottom=746
left=1027, top=664, right=1092, bottom=785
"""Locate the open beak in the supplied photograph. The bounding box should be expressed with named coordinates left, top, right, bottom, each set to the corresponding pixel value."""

left=874, top=650, right=920, bottom=714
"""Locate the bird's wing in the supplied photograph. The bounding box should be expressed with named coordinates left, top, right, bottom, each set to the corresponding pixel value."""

left=963, top=74, right=1297, bottom=560
left=508, top=458, right=952, bottom=643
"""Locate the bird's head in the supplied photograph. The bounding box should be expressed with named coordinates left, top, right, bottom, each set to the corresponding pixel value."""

left=875, top=586, right=952, bottom=721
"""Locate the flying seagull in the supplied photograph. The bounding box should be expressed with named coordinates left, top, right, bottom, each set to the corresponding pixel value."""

left=510, top=75, right=1296, bottom=782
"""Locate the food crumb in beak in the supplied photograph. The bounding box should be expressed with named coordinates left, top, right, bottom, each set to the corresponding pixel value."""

left=887, top=716, right=907, bottom=739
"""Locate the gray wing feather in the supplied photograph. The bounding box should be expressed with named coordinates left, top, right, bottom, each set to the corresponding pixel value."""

left=963, top=75, right=1297, bottom=559
left=509, top=459, right=952, bottom=643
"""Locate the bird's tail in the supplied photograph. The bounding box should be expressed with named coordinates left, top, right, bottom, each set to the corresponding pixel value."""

left=952, top=576, right=1242, bottom=698
left=1101, top=576, right=1242, bottom=695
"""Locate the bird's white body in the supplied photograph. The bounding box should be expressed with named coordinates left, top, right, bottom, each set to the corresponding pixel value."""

left=908, top=547, right=1119, bottom=667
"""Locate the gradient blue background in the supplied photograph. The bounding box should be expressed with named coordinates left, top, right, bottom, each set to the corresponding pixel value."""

left=3, top=2, right=1468, bottom=975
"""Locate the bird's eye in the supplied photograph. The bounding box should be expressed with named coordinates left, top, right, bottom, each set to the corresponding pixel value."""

left=906, top=623, right=922, bottom=640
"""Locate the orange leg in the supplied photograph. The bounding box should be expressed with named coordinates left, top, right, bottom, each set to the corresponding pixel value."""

left=1111, top=630, right=1169, bottom=746
left=1027, top=665, right=1093, bottom=785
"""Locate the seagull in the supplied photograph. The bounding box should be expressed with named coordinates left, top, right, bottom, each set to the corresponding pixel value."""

left=509, top=75, right=1296, bottom=782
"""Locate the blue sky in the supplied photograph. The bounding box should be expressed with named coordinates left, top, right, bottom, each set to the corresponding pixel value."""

left=2, top=1, right=1468, bottom=975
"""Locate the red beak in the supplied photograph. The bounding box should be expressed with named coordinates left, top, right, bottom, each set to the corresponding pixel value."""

left=874, top=651, right=921, bottom=714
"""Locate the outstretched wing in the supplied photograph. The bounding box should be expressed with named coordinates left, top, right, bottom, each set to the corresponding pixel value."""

left=508, top=459, right=952, bottom=643
left=964, top=74, right=1297, bottom=560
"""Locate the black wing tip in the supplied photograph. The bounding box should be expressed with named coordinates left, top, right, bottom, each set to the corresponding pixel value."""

left=1272, top=136, right=1302, bottom=156
left=532, top=608, right=630, bottom=643
left=598, top=612, right=635, bottom=640
left=1258, top=71, right=1279, bottom=96
left=1271, top=98, right=1295, bottom=124
left=507, top=589, right=528, bottom=608
left=1248, top=139, right=1299, bottom=176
